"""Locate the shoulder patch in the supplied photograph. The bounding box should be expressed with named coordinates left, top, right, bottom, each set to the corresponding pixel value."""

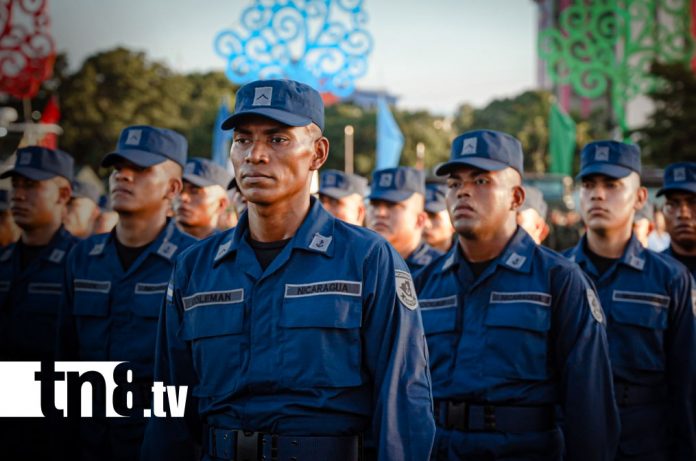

left=587, top=288, right=604, bottom=323
left=395, top=270, right=418, bottom=310
left=157, top=241, right=178, bottom=259
left=214, top=240, right=231, bottom=261
left=89, top=242, right=105, bottom=256
left=505, top=252, right=526, bottom=269
left=309, top=233, right=332, bottom=252
left=0, top=248, right=13, bottom=262
left=628, top=255, right=645, bottom=270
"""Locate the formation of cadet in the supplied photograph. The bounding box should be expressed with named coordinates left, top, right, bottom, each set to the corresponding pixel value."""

left=0, top=77, right=694, bottom=461
left=176, top=157, right=232, bottom=239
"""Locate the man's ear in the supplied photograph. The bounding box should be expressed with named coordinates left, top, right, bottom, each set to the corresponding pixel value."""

left=634, top=186, right=648, bottom=211
left=309, top=136, right=329, bottom=171
left=166, top=177, right=183, bottom=201
left=415, top=210, right=428, bottom=231
left=511, top=185, right=526, bottom=212
left=57, top=180, right=72, bottom=206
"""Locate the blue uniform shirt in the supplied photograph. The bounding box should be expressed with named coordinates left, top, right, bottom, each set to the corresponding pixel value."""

left=142, top=198, right=435, bottom=461
left=0, top=227, right=78, bottom=360
left=406, top=241, right=443, bottom=275
left=565, top=235, right=696, bottom=459
left=415, top=227, right=620, bottom=461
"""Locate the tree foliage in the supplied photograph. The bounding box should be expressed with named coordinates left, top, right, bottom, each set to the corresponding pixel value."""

left=633, top=62, right=696, bottom=164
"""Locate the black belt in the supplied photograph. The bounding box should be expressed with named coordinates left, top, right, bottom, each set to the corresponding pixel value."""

left=434, top=400, right=555, bottom=433
left=614, top=382, right=667, bottom=407
left=204, top=426, right=362, bottom=461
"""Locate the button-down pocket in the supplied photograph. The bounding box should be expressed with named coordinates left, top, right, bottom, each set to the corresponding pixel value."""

left=420, top=296, right=458, bottom=383
left=608, top=292, right=669, bottom=372
left=279, top=295, right=362, bottom=388
left=73, top=286, right=110, bottom=360
left=180, top=297, right=246, bottom=397
left=483, top=302, right=552, bottom=379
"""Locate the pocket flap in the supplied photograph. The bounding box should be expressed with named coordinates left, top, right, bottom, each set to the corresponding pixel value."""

left=610, top=301, right=668, bottom=330
left=181, top=302, right=245, bottom=340
left=484, top=302, right=551, bottom=332
left=280, top=296, right=362, bottom=329
left=420, top=296, right=457, bottom=334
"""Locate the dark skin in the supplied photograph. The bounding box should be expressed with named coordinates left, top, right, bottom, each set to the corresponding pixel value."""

left=11, top=175, right=71, bottom=246
left=445, top=166, right=525, bottom=262
left=230, top=116, right=329, bottom=242
left=663, top=191, right=696, bottom=255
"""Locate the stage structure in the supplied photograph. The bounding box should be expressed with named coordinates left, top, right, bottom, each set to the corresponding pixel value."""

left=538, top=0, right=694, bottom=136
left=214, top=0, right=373, bottom=97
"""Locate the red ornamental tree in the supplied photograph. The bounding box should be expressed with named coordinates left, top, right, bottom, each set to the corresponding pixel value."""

left=0, top=0, right=55, bottom=99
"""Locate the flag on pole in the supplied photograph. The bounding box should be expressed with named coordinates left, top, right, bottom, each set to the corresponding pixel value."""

left=212, top=97, right=233, bottom=172
left=548, top=101, right=576, bottom=175
left=375, top=96, right=404, bottom=171
left=39, top=95, right=60, bottom=149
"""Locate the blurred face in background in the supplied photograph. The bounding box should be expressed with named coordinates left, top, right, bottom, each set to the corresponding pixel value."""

left=663, top=191, right=696, bottom=252
left=177, top=181, right=228, bottom=236
left=11, top=175, right=70, bottom=231
left=319, top=193, right=365, bottom=226
left=366, top=194, right=426, bottom=257
left=579, top=173, right=646, bottom=236
left=423, top=209, right=454, bottom=252
left=64, top=196, right=99, bottom=238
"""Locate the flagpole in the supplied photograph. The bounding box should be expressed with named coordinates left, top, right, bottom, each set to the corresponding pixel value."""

left=344, top=125, right=354, bottom=174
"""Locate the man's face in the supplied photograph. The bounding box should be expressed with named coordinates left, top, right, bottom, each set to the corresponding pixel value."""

left=10, top=175, right=66, bottom=230
left=177, top=181, right=224, bottom=229
left=109, top=159, right=176, bottom=215
left=663, top=191, right=696, bottom=251
left=366, top=194, right=424, bottom=248
left=517, top=208, right=547, bottom=244
left=423, top=209, right=454, bottom=250
left=230, top=116, right=322, bottom=206
left=445, top=167, right=518, bottom=238
left=319, top=193, right=364, bottom=226
left=64, top=197, right=98, bottom=238
left=579, top=173, right=643, bottom=234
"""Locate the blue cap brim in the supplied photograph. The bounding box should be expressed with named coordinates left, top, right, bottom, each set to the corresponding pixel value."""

left=319, top=187, right=354, bottom=200
left=425, top=202, right=447, bottom=213
left=368, top=189, right=414, bottom=203
left=0, top=167, right=58, bottom=181
left=435, top=157, right=510, bottom=176
left=576, top=163, right=634, bottom=180
left=221, top=108, right=313, bottom=131
left=183, top=174, right=217, bottom=188
left=656, top=184, right=696, bottom=197
left=101, top=149, right=169, bottom=168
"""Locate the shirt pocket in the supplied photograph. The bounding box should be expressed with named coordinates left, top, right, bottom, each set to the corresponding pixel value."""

left=483, top=301, right=552, bottom=380
left=180, top=293, right=246, bottom=397
left=419, top=295, right=458, bottom=382
left=72, top=281, right=111, bottom=359
left=24, top=282, right=63, bottom=315
left=609, top=291, right=669, bottom=372
left=279, top=295, right=362, bottom=388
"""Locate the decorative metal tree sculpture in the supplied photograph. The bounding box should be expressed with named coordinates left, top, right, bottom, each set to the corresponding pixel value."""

left=214, top=0, right=373, bottom=97
left=0, top=0, right=55, bottom=99
left=538, top=0, right=694, bottom=135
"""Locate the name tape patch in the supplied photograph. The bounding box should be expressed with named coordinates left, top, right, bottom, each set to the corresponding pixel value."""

left=285, top=280, right=362, bottom=298
left=183, top=289, right=244, bottom=311
left=489, top=291, right=552, bottom=306
left=74, top=279, right=111, bottom=294
left=28, top=282, right=62, bottom=295
left=419, top=295, right=457, bottom=310
left=612, top=290, right=670, bottom=308
left=135, top=282, right=169, bottom=295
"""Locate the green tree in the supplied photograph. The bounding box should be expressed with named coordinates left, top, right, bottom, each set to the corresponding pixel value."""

left=633, top=62, right=696, bottom=165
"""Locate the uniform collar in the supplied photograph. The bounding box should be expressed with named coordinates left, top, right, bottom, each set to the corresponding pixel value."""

left=440, top=226, right=535, bottom=274
left=213, top=196, right=336, bottom=266
left=570, top=233, right=647, bottom=274
left=0, top=226, right=74, bottom=266
left=90, top=218, right=183, bottom=262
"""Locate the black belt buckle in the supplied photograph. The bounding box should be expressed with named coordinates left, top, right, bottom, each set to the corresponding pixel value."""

left=236, top=431, right=261, bottom=461
left=445, top=401, right=468, bottom=430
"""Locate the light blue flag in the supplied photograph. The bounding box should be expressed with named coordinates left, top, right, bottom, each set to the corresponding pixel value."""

left=211, top=97, right=233, bottom=169
left=375, top=96, right=404, bottom=170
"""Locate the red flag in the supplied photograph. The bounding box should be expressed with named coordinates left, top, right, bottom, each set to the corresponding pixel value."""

left=39, top=96, right=61, bottom=149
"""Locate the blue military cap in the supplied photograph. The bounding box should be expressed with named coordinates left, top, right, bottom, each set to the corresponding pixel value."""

left=425, top=181, right=448, bottom=213
left=71, top=179, right=101, bottom=204
left=319, top=170, right=368, bottom=199
left=183, top=157, right=233, bottom=189
left=577, top=140, right=641, bottom=180
left=520, top=185, right=548, bottom=219
left=221, top=79, right=324, bottom=131
left=0, top=146, right=74, bottom=182
left=657, top=162, right=696, bottom=196
left=369, top=167, right=425, bottom=203
left=435, top=129, right=524, bottom=176
left=101, top=125, right=188, bottom=169
left=0, top=189, right=9, bottom=211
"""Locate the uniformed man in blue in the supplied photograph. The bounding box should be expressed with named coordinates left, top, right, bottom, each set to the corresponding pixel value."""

left=366, top=166, right=442, bottom=274
left=415, top=129, right=620, bottom=461
left=57, top=125, right=196, bottom=461
left=658, top=162, right=696, bottom=278
left=318, top=169, right=367, bottom=226
left=141, top=79, right=435, bottom=461
left=177, top=157, right=232, bottom=239
left=565, top=141, right=696, bottom=460
left=0, top=146, right=79, bottom=460
left=423, top=181, right=455, bottom=253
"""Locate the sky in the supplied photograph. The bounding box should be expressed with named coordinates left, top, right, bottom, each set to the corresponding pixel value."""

left=50, top=0, right=539, bottom=115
